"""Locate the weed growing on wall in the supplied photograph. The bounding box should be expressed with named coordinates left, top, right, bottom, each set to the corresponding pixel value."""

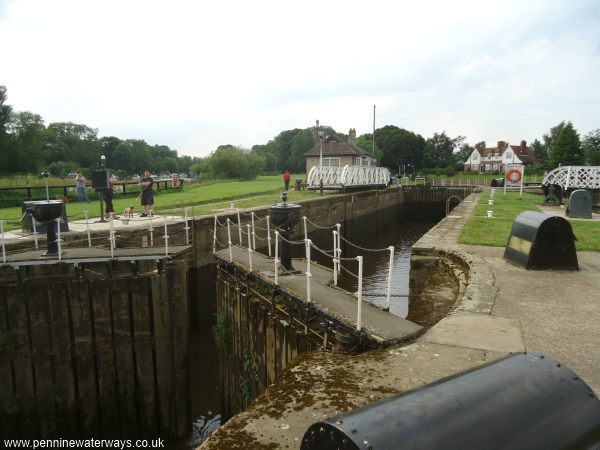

left=240, top=351, right=258, bottom=408
left=212, top=309, right=231, bottom=349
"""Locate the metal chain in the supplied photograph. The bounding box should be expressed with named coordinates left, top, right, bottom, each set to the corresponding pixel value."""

left=338, top=234, right=390, bottom=253
left=309, top=242, right=334, bottom=258
left=214, top=217, right=228, bottom=227
left=340, top=263, right=358, bottom=279
left=278, top=234, right=305, bottom=245
left=363, top=293, right=410, bottom=298
left=304, top=216, right=338, bottom=230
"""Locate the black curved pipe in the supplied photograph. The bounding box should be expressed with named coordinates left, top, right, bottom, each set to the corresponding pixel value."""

left=301, top=353, right=600, bottom=450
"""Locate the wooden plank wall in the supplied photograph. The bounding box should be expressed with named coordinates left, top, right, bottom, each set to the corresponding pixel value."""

left=216, top=269, right=321, bottom=420
left=0, top=260, right=190, bottom=440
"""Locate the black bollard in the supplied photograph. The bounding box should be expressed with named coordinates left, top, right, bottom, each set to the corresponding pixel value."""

left=26, top=200, right=64, bottom=256
left=269, top=191, right=301, bottom=271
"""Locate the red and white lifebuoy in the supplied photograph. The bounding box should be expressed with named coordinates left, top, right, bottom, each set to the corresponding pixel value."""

left=506, top=168, right=522, bottom=183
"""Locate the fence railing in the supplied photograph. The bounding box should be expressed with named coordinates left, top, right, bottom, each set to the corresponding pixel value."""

left=212, top=211, right=410, bottom=332
left=0, top=177, right=186, bottom=201
left=0, top=206, right=193, bottom=265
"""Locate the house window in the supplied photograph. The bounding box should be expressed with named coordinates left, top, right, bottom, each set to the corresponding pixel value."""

left=473, top=154, right=478, bottom=160
left=322, top=158, right=340, bottom=167
left=354, top=157, right=363, bottom=165
left=505, top=151, right=512, bottom=158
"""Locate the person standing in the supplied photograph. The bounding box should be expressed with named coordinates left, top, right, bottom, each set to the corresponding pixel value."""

left=104, top=180, right=118, bottom=220
left=283, top=170, right=291, bottom=191
left=75, top=170, right=90, bottom=203
left=138, top=170, right=154, bottom=217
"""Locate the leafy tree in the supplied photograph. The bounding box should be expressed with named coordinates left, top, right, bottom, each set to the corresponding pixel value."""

left=549, top=121, right=583, bottom=168
left=287, top=129, right=315, bottom=173
left=252, top=144, right=277, bottom=173
left=203, top=145, right=264, bottom=180
left=424, top=131, right=465, bottom=168
left=98, top=136, right=122, bottom=161
left=543, top=121, right=567, bottom=167
left=582, top=129, right=600, bottom=166
left=375, top=125, right=426, bottom=173
left=356, top=133, right=382, bottom=163
left=47, top=161, right=78, bottom=178
left=6, top=111, right=47, bottom=172
left=45, top=122, right=100, bottom=167
left=455, top=143, right=474, bottom=164
left=0, top=86, right=14, bottom=174
left=531, top=138, right=545, bottom=165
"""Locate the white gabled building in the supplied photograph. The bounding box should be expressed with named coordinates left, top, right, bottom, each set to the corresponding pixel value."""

left=464, top=140, right=537, bottom=173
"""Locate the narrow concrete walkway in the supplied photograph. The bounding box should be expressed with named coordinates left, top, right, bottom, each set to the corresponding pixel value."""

left=216, top=246, right=423, bottom=345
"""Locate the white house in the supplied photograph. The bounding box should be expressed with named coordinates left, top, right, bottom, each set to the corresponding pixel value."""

left=464, top=140, right=537, bottom=173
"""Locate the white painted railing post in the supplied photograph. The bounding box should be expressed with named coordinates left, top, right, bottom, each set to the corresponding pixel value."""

left=274, top=231, right=279, bottom=286
left=0, top=220, right=6, bottom=264
left=237, top=209, right=242, bottom=244
left=303, top=216, right=308, bottom=241
left=163, top=216, right=169, bottom=257
left=184, top=207, right=191, bottom=245
left=386, top=246, right=394, bottom=311
left=226, top=218, right=233, bottom=262
left=109, top=218, right=115, bottom=259
left=84, top=210, right=91, bottom=247
left=56, top=217, right=62, bottom=261
left=266, top=215, right=272, bottom=257
left=247, top=224, right=253, bottom=271
left=336, top=223, right=342, bottom=268
left=149, top=215, right=154, bottom=247
left=305, top=239, right=312, bottom=303
left=32, top=216, right=39, bottom=249
left=212, top=216, right=217, bottom=255
left=251, top=212, right=256, bottom=250
left=356, top=255, right=363, bottom=331
left=332, top=230, right=338, bottom=286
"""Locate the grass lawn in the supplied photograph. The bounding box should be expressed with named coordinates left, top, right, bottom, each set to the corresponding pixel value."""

left=0, top=175, right=323, bottom=230
left=459, top=191, right=600, bottom=252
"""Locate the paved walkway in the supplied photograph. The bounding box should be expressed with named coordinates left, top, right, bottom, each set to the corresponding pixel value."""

left=199, top=191, right=600, bottom=450
left=416, top=192, right=600, bottom=393
left=216, top=246, right=423, bottom=346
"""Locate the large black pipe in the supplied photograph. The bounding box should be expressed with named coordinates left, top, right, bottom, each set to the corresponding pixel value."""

left=301, top=353, right=600, bottom=450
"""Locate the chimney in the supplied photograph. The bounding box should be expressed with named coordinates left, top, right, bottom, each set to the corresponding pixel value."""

left=520, top=140, right=527, bottom=153
left=497, top=140, right=506, bottom=150
left=348, top=128, right=356, bottom=144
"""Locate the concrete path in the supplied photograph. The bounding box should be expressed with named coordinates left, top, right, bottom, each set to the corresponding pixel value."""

left=416, top=192, right=600, bottom=393
left=200, top=192, right=600, bottom=450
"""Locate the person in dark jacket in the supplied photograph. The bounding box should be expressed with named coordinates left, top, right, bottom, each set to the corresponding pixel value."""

left=138, top=170, right=154, bottom=217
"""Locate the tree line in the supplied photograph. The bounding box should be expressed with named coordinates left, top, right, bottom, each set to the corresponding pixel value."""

left=0, top=86, right=198, bottom=177
left=2, top=85, right=599, bottom=180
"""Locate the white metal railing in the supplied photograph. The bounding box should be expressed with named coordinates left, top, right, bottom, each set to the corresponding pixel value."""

left=542, top=166, right=600, bottom=190
left=307, top=164, right=390, bottom=188
left=1, top=220, right=6, bottom=264
left=0, top=208, right=193, bottom=267
left=213, top=213, right=403, bottom=331
left=307, top=165, right=343, bottom=187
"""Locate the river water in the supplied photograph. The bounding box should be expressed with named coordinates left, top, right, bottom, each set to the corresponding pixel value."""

left=176, top=220, right=434, bottom=448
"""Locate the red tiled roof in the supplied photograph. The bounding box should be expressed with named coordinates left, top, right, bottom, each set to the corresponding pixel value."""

left=475, top=142, right=537, bottom=164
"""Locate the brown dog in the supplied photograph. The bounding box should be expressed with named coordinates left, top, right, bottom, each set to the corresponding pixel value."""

left=55, top=195, right=69, bottom=204
left=123, top=206, right=135, bottom=218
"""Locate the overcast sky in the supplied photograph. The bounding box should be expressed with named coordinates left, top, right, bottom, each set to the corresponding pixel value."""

left=2, top=0, right=599, bottom=157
